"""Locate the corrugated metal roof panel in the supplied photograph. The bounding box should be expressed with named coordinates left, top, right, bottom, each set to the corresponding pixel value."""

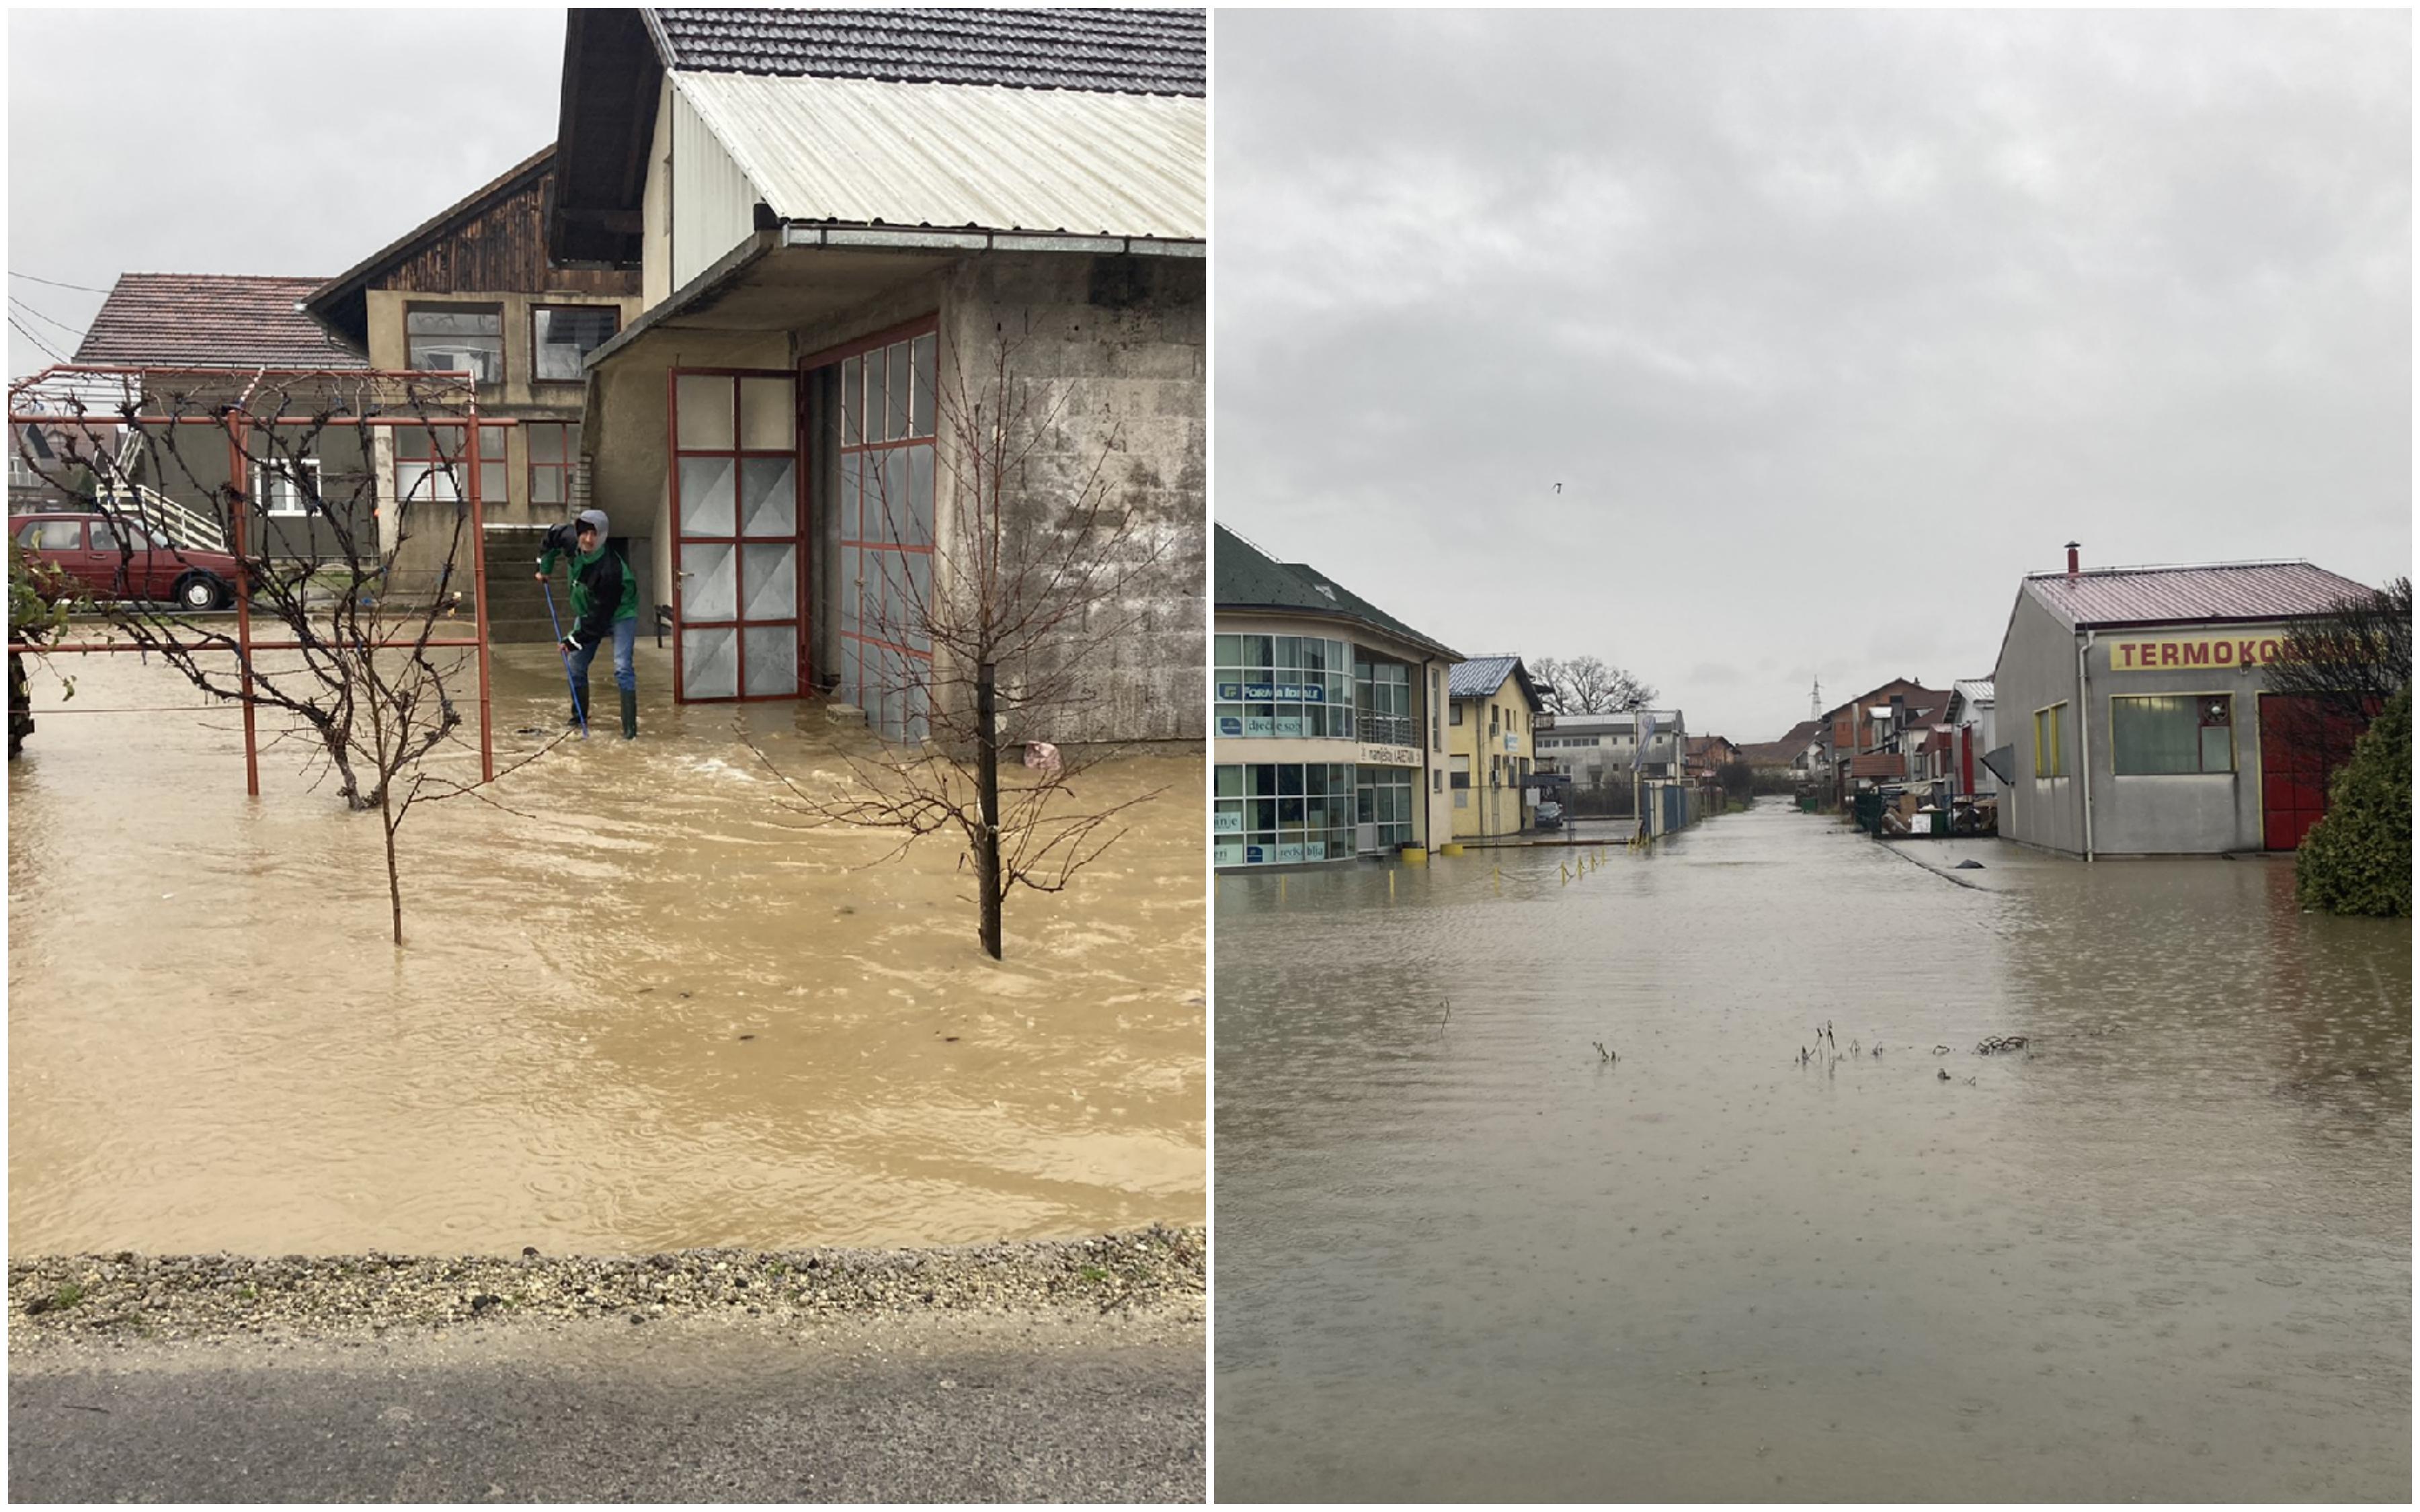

left=1953, top=677, right=1994, bottom=706
left=671, top=70, right=1203, bottom=241
left=2024, top=561, right=2372, bottom=628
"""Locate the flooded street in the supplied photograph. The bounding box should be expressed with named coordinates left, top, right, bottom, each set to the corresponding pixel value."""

left=1215, top=803, right=2410, bottom=1502
left=9, top=646, right=1203, bottom=1257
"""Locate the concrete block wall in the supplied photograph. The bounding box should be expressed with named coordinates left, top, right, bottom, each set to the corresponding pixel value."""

left=940, top=253, right=1206, bottom=747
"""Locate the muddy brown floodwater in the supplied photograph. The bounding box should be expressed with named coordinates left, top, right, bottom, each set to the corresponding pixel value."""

left=9, top=644, right=1203, bottom=1257
left=1215, top=803, right=2410, bottom=1503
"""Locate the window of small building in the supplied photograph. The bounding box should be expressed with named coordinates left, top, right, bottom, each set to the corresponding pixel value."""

left=532, top=306, right=621, bottom=383
left=2033, top=702, right=2067, bottom=778
left=252, top=456, right=323, bottom=517
left=1449, top=754, right=1470, bottom=790
left=406, top=304, right=506, bottom=384
left=528, top=421, right=581, bottom=507
left=1430, top=669, right=1443, bottom=751
left=2113, top=694, right=2234, bottom=775
left=1450, top=701, right=1463, bottom=726
left=395, top=424, right=506, bottom=505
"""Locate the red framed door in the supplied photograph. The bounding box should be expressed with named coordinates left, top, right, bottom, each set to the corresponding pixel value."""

left=668, top=369, right=806, bottom=702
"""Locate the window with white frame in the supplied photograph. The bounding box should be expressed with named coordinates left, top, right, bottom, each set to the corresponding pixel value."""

left=252, top=456, right=322, bottom=517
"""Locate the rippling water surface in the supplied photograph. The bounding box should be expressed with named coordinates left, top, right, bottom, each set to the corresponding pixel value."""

left=1214, top=803, right=2409, bottom=1501
left=10, top=646, right=1203, bottom=1255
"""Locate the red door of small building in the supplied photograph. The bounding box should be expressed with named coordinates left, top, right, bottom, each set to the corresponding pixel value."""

left=2258, top=694, right=2370, bottom=850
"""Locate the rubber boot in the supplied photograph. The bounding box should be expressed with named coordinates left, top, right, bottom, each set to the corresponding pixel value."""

left=568, top=677, right=590, bottom=731
left=619, top=687, right=639, bottom=741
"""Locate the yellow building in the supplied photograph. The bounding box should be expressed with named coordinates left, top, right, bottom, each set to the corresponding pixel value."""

left=1447, top=656, right=1545, bottom=839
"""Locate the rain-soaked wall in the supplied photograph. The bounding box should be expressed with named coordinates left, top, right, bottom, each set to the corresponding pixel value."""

left=1994, top=588, right=2087, bottom=854
left=940, top=253, right=1207, bottom=747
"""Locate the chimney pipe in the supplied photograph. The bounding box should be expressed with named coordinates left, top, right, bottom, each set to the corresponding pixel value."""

left=2065, top=540, right=2081, bottom=578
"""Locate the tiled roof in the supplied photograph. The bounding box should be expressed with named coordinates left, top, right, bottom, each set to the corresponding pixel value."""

left=75, top=274, right=369, bottom=371
left=2023, top=561, right=2372, bottom=629
left=648, top=8, right=1205, bottom=96
left=1214, top=525, right=1460, bottom=662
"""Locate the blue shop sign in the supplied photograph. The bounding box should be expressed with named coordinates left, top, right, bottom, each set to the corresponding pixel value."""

left=1235, top=683, right=1324, bottom=702
left=1217, top=716, right=1244, bottom=737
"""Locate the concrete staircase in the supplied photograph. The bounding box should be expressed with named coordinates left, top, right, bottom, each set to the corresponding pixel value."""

left=481, top=527, right=562, bottom=644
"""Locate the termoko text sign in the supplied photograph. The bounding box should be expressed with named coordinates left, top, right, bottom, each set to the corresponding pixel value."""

left=2111, top=636, right=2286, bottom=673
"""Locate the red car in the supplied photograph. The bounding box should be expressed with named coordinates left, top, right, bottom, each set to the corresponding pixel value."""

left=11, top=512, right=242, bottom=611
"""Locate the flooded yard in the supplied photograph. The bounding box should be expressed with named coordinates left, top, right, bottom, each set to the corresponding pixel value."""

left=9, top=645, right=1204, bottom=1257
left=1214, top=802, right=2409, bottom=1502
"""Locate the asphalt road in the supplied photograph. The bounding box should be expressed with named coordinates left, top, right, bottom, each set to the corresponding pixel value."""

left=9, top=1312, right=1203, bottom=1502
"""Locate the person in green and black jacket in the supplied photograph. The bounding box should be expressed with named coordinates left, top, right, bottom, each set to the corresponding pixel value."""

left=536, top=509, right=641, bottom=739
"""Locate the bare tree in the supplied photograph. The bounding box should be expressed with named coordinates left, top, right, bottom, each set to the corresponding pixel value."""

left=1532, top=653, right=1656, bottom=715
left=748, top=336, right=1174, bottom=960
left=10, top=367, right=560, bottom=944
left=2267, top=577, right=2411, bottom=792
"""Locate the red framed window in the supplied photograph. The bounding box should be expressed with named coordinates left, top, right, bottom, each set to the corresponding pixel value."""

left=527, top=421, right=579, bottom=507
left=825, top=319, right=938, bottom=744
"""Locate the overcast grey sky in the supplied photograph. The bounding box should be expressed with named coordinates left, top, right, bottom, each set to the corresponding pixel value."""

left=7, top=7, right=567, bottom=379
left=1216, top=9, right=2413, bottom=740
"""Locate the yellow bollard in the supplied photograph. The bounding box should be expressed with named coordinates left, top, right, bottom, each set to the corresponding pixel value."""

left=1561, top=862, right=1570, bottom=884
left=1389, top=870, right=1397, bottom=902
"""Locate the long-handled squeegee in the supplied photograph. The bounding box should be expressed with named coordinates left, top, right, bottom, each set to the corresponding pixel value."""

left=540, top=578, right=589, bottom=739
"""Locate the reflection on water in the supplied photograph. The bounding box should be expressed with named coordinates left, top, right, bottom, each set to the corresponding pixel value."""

left=1215, top=805, right=2409, bottom=1502
left=9, top=646, right=1203, bottom=1255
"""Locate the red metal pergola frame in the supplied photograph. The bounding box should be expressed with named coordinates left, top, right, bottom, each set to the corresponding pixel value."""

left=7, top=364, right=499, bottom=797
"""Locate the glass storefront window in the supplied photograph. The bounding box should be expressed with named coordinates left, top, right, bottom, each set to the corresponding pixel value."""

left=1213, top=634, right=1356, bottom=739
left=1212, top=761, right=1356, bottom=865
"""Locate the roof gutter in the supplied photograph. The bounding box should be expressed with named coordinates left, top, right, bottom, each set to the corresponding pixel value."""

left=782, top=224, right=1203, bottom=257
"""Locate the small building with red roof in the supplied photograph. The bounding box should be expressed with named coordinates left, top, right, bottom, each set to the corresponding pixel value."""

left=1991, top=543, right=2378, bottom=857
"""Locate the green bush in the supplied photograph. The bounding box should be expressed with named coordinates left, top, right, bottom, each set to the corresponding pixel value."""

left=2294, top=684, right=2411, bottom=917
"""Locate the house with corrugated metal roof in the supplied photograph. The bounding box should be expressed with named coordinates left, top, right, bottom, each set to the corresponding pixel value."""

left=545, top=8, right=1203, bottom=737
left=1991, top=545, right=2376, bottom=856
left=1447, top=655, right=1547, bottom=840
left=1213, top=524, right=1461, bottom=868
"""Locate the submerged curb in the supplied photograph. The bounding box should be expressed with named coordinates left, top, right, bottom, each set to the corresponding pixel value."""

left=7, top=1224, right=1204, bottom=1351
